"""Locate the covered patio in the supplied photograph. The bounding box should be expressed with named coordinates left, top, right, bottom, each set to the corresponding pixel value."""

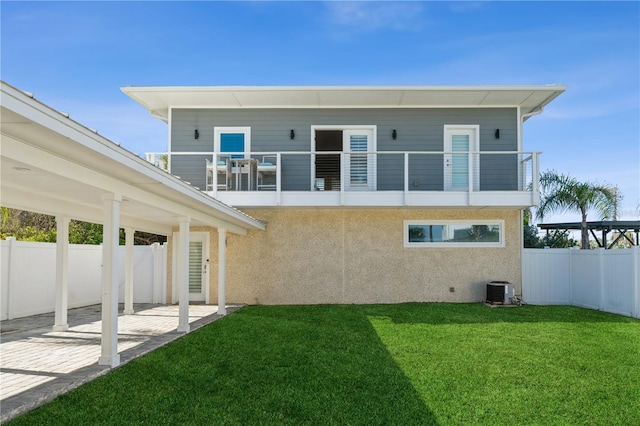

left=1, top=81, right=264, bottom=373
left=0, top=303, right=241, bottom=422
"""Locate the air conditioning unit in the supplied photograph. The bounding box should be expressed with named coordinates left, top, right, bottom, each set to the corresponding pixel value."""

left=486, top=281, right=515, bottom=305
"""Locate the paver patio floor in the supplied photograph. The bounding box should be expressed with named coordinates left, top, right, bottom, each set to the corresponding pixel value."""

left=0, top=303, right=238, bottom=422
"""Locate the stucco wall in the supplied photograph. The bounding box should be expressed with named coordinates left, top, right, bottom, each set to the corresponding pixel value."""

left=169, top=209, right=522, bottom=305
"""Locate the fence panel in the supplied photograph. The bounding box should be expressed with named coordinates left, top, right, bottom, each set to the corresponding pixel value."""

left=570, top=250, right=601, bottom=311
left=522, top=247, right=640, bottom=319
left=1, top=239, right=167, bottom=320
left=601, top=250, right=636, bottom=317
left=522, top=249, right=571, bottom=304
left=69, top=244, right=103, bottom=308
left=3, top=241, right=57, bottom=319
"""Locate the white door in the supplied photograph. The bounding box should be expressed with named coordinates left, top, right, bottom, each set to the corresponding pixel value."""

left=444, top=126, right=478, bottom=191
left=344, top=129, right=376, bottom=190
left=172, top=232, right=210, bottom=303
left=188, top=240, right=206, bottom=302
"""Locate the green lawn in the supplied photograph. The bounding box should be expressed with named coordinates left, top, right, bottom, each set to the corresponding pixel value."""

left=9, top=304, right=640, bottom=425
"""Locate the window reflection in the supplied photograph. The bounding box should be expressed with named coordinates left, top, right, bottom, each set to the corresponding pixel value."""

left=408, top=224, right=501, bottom=244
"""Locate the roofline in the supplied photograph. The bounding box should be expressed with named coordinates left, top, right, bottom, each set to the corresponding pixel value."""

left=121, top=84, right=567, bottom=92
left=539, top=221, right=640, bottom=231
left=121, top=84, right=567, bottom=123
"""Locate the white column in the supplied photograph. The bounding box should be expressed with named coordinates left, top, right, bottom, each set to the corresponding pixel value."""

left=218, top=228, right=227, bottom=316
left=124, top=227, right=135, bottom=315
left=98, top=193, right=121, bottom=367
left=177, top=218, right=191, bottom=333
left=53, top=216, right=70, bottom=331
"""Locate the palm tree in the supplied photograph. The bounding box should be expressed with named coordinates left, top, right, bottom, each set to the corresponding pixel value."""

left=536, top=171, right=621, bottom=249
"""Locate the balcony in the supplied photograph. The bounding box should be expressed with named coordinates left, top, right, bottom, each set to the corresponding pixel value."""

left=145, top=151, right=540, bottom=208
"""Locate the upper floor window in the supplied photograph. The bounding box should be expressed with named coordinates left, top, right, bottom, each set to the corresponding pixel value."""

left=214, top=127, right=251, bottom=158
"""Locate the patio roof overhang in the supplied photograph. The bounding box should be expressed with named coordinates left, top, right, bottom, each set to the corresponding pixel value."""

left=1, top=81, right=265, bottom=236
left=121, top=84, right=567, bottom=122
left=539, top=221, right=640, bottom=249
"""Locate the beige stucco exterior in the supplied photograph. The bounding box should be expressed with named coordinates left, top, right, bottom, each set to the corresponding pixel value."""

left=167, top=209, right=522, bottom=305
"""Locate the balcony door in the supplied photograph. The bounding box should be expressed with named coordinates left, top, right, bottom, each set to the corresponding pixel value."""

left=313, top=126, right=376, bottom=191
left=344, top=129, right=375, bottom=190
left=444, top=125, right=479, bottom=191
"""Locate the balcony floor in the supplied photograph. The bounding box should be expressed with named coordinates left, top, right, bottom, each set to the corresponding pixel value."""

left=207, top=190, right=537, bottom=209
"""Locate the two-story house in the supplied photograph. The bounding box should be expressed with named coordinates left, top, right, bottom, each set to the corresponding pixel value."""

left=123, top=85, right=565, bottom=305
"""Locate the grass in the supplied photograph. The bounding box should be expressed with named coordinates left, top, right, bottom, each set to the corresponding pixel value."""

left=8, top=304, right=640, bottom=425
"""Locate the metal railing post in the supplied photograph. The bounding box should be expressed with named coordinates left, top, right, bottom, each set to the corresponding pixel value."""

left=340, top=152, right=345, bottom=205
left=211, top=153, right=217, bottom=197
left=532, top=152, right=540, bottom=205
left=276, top=152, right=282, bottom=205
left=468, top=151, right=473, bottom=204
left=404, top=152, right=409, bottom=205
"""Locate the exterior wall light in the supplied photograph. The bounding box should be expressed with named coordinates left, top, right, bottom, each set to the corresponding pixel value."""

left=495, top=129, right=500, bottom=139
left=392, top=129, right=397, bottom=140
left=195, top=129, right=200, bottom=140
left=290, top=129, right=295, bottom=140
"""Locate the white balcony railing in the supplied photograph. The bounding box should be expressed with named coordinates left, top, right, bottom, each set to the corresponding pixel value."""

left=145, top=152, right=168, bottom=171
left=144, top=151, right=540, bottom=207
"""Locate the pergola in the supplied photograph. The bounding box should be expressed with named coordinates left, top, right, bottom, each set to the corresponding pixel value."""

left=1, top=81, right=266, bottom=367
left=538, top=221, right=640, bottom=249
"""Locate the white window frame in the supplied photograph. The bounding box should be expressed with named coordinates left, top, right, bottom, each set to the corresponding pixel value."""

left=214, top=126, right=251, bottom=158
left=403, top=220, right=505, bottom=248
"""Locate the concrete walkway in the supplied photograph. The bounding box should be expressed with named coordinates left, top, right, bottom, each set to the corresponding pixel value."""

left=0, top=303, right=241, bottom=423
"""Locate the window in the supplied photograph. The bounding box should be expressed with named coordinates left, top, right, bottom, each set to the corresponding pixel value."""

left=404, top=220, right=504, bottom=248
left=214, top=127, right=251, bottom=158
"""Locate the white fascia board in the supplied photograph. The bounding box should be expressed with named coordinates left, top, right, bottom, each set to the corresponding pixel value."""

left=166, top=104, right=524, bottom=110
left=121, top=84, right=567, bottom=111
left=121, top=84, right=567, bottom=93
left=119, top=84, right=569, bottom=99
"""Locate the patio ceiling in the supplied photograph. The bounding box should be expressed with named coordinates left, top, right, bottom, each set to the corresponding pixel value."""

left=1, top=81, right=265, bottom=236
left=121, top=84, right=567, bottom=122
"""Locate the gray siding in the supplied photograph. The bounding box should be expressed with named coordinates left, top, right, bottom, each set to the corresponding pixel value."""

left=170, top=108, right=518, bottom=191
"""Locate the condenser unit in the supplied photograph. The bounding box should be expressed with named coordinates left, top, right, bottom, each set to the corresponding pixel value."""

left=486, top=281, right=515, bottom=305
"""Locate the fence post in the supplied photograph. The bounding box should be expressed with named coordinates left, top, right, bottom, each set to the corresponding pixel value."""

left=5, top=237, right=16, bottom=320
left=151, top=242, right=161, bottom=304
left=633, top=245, right=639, bottom=318
left=599, top=248, right=605, bottom=311
left=569, top=247, right=575, bottom=306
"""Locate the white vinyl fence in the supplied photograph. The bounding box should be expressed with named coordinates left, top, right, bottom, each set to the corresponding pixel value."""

left=1, top=238, right=167, bottom=320
left=522, top=247, right=640, bottom=318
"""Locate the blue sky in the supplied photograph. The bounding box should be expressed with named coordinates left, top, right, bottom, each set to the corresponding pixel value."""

left=2, top=1, right=639, bottom=222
